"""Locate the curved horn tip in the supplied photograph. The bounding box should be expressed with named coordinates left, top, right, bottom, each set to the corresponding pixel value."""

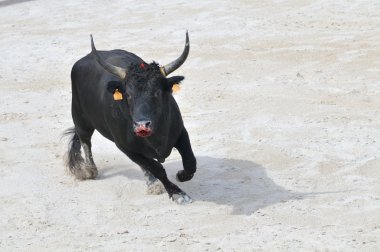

left=161, top=31, right=190, bottom=76
left=185, top=31, right=189, bottom=45
left=90, top=34, right=96, bottom=52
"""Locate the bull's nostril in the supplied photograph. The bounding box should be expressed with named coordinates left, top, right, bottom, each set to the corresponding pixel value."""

left=134, top=120, right=152, bottom=129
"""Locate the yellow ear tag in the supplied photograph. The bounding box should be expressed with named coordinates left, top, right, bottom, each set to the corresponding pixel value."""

left=113, top=89, right=123, bottom=100
left=172, top=84, right=181, bottom=93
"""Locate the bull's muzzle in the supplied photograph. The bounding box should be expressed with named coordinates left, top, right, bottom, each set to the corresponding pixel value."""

left=133, top=120, right=152, bottom=137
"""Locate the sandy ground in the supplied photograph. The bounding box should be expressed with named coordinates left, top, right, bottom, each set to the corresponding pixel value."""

left=1, top=0, right=380, bottom=251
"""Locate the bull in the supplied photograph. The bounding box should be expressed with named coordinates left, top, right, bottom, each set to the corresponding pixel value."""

left=65, top=32, right=196, bottom=204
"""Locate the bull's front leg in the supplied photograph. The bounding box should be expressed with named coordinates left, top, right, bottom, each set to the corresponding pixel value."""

left=125, top=151, right=192, bottom=204
left=174, top=128, right=197, bottom=182
left=141, top=169, right=165, bottom=195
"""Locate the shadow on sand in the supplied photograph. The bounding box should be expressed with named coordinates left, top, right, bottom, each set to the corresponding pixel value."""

left=98, top=156, right=305, bottom=215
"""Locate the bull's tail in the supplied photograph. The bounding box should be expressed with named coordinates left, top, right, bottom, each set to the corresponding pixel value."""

left=62, top=127, right=84, bottom=176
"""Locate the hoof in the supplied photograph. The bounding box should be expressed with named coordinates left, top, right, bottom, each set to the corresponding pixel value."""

left=147, top=180, right=165, bottom=195
left=86, top=166, right=98, bottom=179
left=176, top=170, right=194, bottom=182
left=171, top=192, right=193, bottom=204
left=72, top=163, right=98, bottom=180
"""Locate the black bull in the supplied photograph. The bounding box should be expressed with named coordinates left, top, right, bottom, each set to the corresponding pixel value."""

left=65, top=32, right=196, bottom=204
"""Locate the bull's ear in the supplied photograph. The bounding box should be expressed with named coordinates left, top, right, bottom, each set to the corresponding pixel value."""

left=106, top=81, right=125, bottom=93
left=166, top=76, right=184, bottom=91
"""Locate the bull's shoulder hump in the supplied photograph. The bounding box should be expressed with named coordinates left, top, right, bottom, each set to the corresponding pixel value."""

left=83, top=50, right=143, bottom=68
left=75, top=50, right=142, bottom=63
left=108, top=50, right=143, bottom=62
left=96, top=50, right=142, bottom=61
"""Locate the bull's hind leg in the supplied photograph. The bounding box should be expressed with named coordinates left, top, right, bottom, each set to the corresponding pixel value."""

left=66, top=126, right=98, bottom=180
left=76, top=127, right=98, bottom=179
left=125, top=152, right=192, bottom=204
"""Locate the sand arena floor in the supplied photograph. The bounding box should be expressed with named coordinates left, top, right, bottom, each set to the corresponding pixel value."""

left=1, top=0, right=380, bottom=251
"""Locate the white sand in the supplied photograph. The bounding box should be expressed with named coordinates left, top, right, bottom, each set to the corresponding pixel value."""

left=1, top=0, right=380, bottom=251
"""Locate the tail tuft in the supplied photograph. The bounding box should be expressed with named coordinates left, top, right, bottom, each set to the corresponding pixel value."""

left=62, top=127, right=85, bottom=178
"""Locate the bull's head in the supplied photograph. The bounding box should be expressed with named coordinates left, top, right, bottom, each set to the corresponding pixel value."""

left=90, top=32, right=189, bottom=138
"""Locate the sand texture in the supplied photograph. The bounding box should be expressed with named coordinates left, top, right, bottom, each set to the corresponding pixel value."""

left=1, top=0, right=380, bottom=251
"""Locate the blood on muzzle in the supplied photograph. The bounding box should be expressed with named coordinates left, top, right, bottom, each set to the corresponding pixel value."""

left=133, top=120, right=152, bottom=137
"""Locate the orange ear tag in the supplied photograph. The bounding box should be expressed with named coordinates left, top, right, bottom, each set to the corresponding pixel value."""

left=113, top=89, right=123, bottom=100
left=172, top=84, right=181, bottom=93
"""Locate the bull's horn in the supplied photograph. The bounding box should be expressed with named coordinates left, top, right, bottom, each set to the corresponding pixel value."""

left=161, top=31, right=190, bottom=76
left=90, top=35, right=127, bottom=80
